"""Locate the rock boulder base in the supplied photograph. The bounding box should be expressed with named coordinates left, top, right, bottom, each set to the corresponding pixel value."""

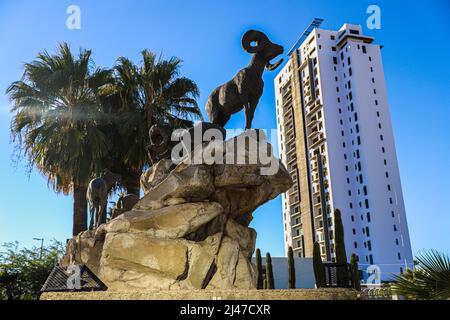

left=61, top=131, right=293, bottom=291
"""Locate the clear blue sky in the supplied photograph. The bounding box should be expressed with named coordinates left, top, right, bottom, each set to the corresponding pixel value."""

left=0, top=0, right=449, bottom=257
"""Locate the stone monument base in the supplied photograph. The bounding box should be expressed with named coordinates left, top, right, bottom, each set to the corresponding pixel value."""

left=40, top=289, right=360, bottom=300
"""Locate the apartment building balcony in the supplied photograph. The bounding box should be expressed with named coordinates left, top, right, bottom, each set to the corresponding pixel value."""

left=291, top=219, right=303, bottom=228
left=287, top=162, right=297, bottom=172
left=306, top=100, right=322, bottom=116
left=283, top=113, right=293, bottom=125
left=288, top=187, right=299, bottom=197
left=285, top=126, right=295, bottom=138
left=309, top=133, right=325, bottom=149
left=282, top=95, right=293, bottom=107
left=307, top=128, right=321, bottom=141
left=304, top=87, right=311, bottom=97
left=290, top=210, right=301, bottom=219
left=306, top=118, right=319, bottom=128
left=286, top=133, right=296, bottom=145
left=289, top=197, right=300, bottom=206
left=286, top=143, right=296, bottom=154
left=292, top=234, right=302, bottom=240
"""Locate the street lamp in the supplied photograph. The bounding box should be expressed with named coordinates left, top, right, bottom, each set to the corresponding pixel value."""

left=33, top=238, right=44, bottom=259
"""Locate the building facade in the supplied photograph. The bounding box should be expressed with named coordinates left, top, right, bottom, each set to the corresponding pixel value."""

left=274, top=22, right=413, bottom=279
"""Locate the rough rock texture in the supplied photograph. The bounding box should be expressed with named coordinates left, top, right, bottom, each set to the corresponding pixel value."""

left=61, top=130, right=292, bottom=291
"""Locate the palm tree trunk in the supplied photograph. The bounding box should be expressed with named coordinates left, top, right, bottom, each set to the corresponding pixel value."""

left=125, top=170, right=141, bottom=197
left=73, top=185, right=88, bottom=236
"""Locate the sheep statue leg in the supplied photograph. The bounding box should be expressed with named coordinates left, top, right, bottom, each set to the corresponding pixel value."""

left=88, top=204, right=95, bottom=231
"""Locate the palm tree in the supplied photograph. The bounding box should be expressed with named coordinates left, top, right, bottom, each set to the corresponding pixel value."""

left=7, top=43, right=112, bottom=236
left=392, top=250, right=450, bottom=300
left=100, top=50, right=202, bottom=196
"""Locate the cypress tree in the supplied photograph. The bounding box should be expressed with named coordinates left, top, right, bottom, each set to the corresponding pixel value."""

left=334, top=209, right=347, bottom=264
left=288, top=246, right=296, bottom=289
left=255, top=248, right=263, bottom=289
left=334, top=209, right=348, bottom=286
left=266, top=253, right=275, bottom=289
left=313, top=242, right=326, bottom=288
left=350, top=253, right=361, bottom=291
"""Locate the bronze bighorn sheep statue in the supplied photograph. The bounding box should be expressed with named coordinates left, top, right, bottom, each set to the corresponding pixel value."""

left=206, top=30, right=284, bottom=129
left=87, top=170, right=122, bottom=230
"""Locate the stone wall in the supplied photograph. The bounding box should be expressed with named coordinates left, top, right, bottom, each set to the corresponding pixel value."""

left=41, top=288, right=361, bottom=300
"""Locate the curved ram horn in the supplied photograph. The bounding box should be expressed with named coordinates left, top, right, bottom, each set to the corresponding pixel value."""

left=149, top=125, right=170, bottom=147
left=242, top=30, right=267, bottom=53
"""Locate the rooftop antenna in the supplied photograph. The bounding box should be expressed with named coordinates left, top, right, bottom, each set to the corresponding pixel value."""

left=287, top=18, right=324, bottom=56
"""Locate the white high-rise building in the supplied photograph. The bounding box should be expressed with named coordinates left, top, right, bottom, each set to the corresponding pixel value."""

left=274, top=20, right=413, bottom=279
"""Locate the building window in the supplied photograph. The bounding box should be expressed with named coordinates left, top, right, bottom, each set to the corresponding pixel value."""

left=365, top=199, right=370, bottom=209
left=333, top=57, right=338, bottom=64
left=394, top=225, right=397, bottom=232
left=367, top=212, right=371, bottom=222
left=362, top=45, right=367, bottom=54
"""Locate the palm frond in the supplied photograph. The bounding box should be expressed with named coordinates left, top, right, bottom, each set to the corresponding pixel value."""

left=392, top=250, right=450, bottom=300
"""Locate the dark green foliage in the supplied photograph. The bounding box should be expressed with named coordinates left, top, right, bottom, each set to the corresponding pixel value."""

left=392, top=250, right=450, bottom=300
left=334, top=209, right=347, bottom=264
left=255, top=248, right=263, bottom=289
left=334, top=209, right=348, bottom=285
left=288, top=246, right=296, bottom=289
left=7, top=44, right=202, bottom=235
left=313, top=242, right=326, bottom=288
left=102, top=50, right=202, bottom=196
left=350, top=253, right=361, bottom=291
left=0, top=241, right=65, bottom=300
left=266, top=253, right=275, bottom=289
